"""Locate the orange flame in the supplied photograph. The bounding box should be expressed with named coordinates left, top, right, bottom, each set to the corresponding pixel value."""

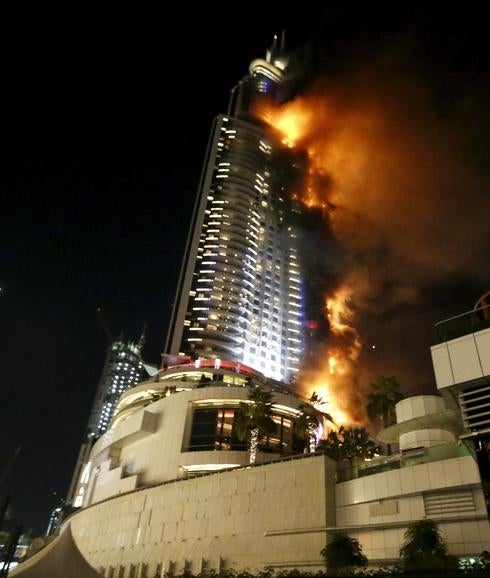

left=270, top=98, right=366, bottom=428
left=300, top=288, right=365, bottom=428
left=270, top=105, right=319, bottom=209
left=270, top=101, right=314, bottom=148
left=309, top=378, right=350, bottom=427
left=270, top=100, right=331, bottom=210
left=326, top=289, right=362, bottom=361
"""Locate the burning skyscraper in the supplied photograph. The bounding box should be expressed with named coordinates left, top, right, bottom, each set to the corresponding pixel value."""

left=13, top=37, right=490, bottom=577
left=165, top=34, right=307, bottom=383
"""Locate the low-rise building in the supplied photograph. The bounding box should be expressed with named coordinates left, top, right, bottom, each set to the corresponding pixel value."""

left=11, top=302, right=490, bottom=576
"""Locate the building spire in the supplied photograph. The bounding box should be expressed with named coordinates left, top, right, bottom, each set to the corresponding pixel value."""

left=266, top=31, right=288, bottom=71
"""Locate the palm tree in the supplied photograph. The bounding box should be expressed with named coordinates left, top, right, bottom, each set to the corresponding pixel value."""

left=318, top=426, right=379, bottom=462
left=321, top=531, right=367, bottom=575
left=400, top=519, right=458, bottom=571
left=366, top=375, right=404, bottom=428
left=234, top=386, right=276, bottom=464
left=295, top=392, right=335, bottom=453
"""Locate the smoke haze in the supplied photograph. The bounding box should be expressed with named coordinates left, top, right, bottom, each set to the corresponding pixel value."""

left=281, top=40, right=490, bottom=403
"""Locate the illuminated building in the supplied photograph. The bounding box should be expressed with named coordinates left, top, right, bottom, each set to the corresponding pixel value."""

left=46, top=504, right=63, bottom=536
left=78, top=362, right=305, bottom=505
left=430, top=292, right=490, bottom=515
left=165, top=35, right=306, bottom=382
left=66, top=337, right=150, bottom=509
left=11, top=32, right=490, bottom=574
left=86, top=338, right=147, bottom=442
left=14, top=295, right=490, bottom=576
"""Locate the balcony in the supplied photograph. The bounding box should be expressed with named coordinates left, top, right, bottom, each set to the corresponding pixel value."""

left=337, top=442, right=471, bottom=482
left=93, top=409, right=158, bottom=455
left=434, top=304, right=490, bottom=343
left=431, top=321, right=490, bottom=389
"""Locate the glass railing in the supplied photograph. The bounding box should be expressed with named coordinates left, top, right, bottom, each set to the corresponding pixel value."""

left=337, top=442, right=472, bottom=482
left=337, top=454, right=400, bottom=482
left=401, top=442, right=470, bottom=467
left=435, top=304, right=490, bottom=343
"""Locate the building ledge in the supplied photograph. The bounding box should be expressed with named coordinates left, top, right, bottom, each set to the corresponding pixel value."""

left=92, top=409, right=158, bottom=455
left=378, top=410, right=464, bottom=442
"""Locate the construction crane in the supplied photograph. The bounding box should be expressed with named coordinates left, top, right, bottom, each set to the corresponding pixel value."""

left=96, top=306, right=114, bottom=345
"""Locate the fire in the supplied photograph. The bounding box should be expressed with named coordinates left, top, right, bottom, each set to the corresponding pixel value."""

left=327, top=292, right=352, bottom=333
left=326, top=289, right=362, bottom=361
left=265, top=54, right=489, bottom=430
left=270, top=98, right=367, bottom=427
left=308, top=381, right=350, bottom=427
left=269, top=103, right=327, bottom=210
left=304, top=290, right=364, bottom=427
left=270, top=99, right=313, bottom=148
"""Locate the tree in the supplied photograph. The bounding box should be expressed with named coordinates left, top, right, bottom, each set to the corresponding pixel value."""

left=366, top=375, right=404, bottom=428
left=295, top=392, right=335, bottom=454
left=318, top=426, right=379, bottom=462
left=321, top=531, right=367, bottom=575
left=479, top=550, right=490, bottom=570
left=400, top=519, right=458, bottom=571
left=234, top=386, right=276, bottom=464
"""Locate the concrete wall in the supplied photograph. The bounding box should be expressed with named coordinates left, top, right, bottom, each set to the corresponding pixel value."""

left=431, top=328, right=490, bottom=388
left=37, top=452, right=489, bottom=576
left=336, top=455, right=490, bottom=561
left=69, top=454, right=336, bottom=575
left=86, top=386, right=302, bottom=507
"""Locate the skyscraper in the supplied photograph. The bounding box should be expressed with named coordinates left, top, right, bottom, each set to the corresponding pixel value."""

left=85, top=338, right=146, bottom=442
left=66, top=337, right=148, bottom=508
left=17, top=36, right=490, bottom=575
left=165, top=36, right=307, bottom=383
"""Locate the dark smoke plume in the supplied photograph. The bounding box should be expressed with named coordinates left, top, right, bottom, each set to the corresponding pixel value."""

left=283, top=36, right=490, bottom=402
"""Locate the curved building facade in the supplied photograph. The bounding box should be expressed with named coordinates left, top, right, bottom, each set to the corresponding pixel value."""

left=12, top=35, right=490, bottom=575
left=165, top=40, right=306, bottom=382
left=79, top=363, right=305, bottom=507
left=12, top=393, right=490, bottom=577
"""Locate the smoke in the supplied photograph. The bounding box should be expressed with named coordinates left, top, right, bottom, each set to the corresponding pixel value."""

left=276, top=43, right=490, bottom=407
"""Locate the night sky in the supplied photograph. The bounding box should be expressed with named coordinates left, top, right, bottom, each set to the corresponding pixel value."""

left=1, top=4, right=489, bottom=534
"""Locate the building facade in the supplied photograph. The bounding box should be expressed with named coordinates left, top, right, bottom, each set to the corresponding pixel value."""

left=86, top=339, right=147, bottom=442
left=45, top=504, right=63, bottom=537
left=66, top=338, right=148, bottom=509
left=11, top=26, right=490, bottom=571
left=12, top=390, right=490, bottom=576
left=431, top=296, right=490, bottom=516
left=165, top=38, right=306, bottom=383
left=80, top=361, right=305, bottom=506
left=17, top=297, right=482, bottom=576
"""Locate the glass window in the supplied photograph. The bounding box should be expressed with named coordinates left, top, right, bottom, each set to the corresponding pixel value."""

left=188, top=409, right=217, bottom=451
left=188, top=408, right=246, bottom=451
left=259, top=415, right=296, bottom=454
